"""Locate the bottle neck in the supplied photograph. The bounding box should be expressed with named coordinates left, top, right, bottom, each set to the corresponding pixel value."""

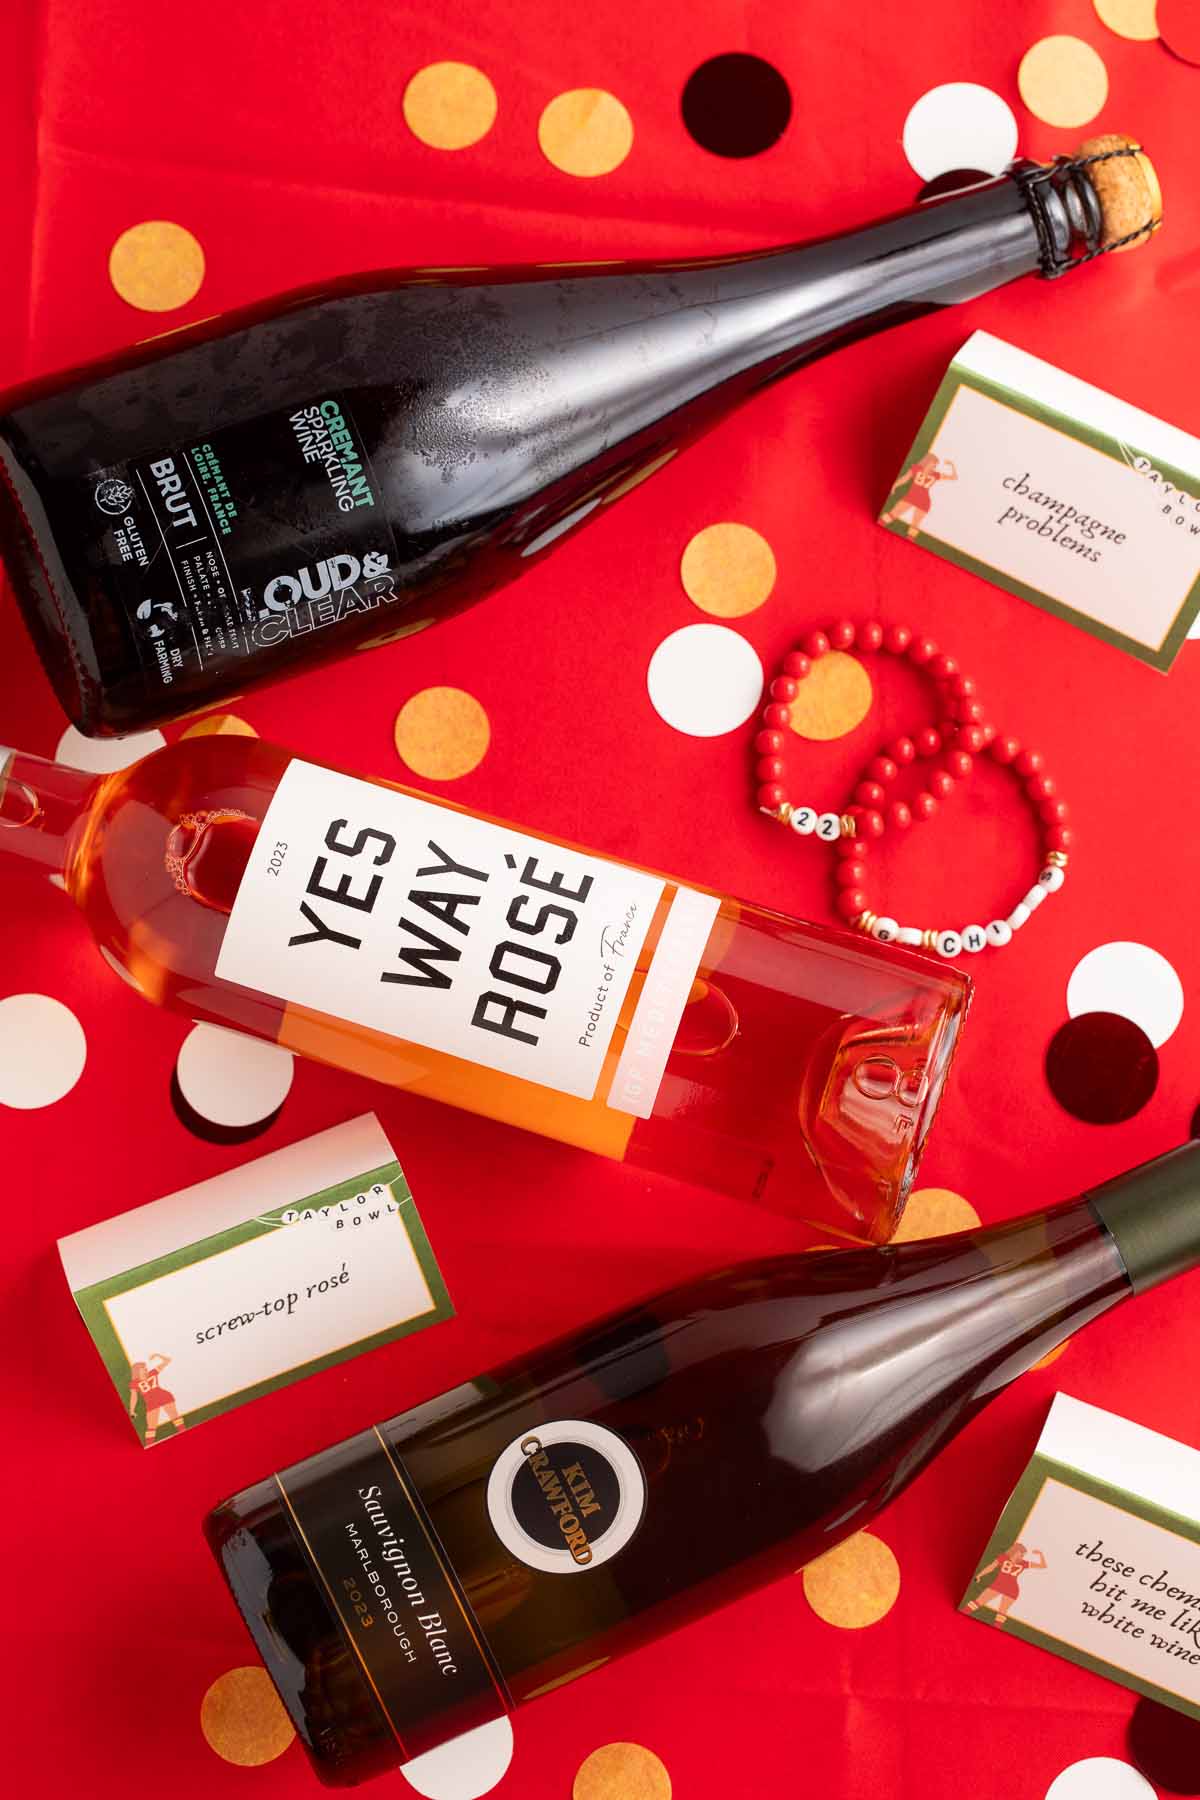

left=1087, top=1142, right=1200, bottom=1295
left=701, top=162, right=1103, bottom=377
left=0, top=747, right=94, bottom=882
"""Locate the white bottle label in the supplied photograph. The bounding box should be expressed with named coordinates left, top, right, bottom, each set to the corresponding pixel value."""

left=217, top=760, right=711, bottom=1105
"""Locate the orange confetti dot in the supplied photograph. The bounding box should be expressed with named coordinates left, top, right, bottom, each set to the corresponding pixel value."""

left=680, top=522, right=777, bottom=617
left=181, top=713, right=257, bottom=739
left=891, top=1187, right=981, bottom=1241
left=200, top=1667, right=295, bottom=1767
left=539, top=89, right=634, bottom=177
left=1018, top=36, right=1109, bottom=129
left=402, top=62, right=498, bottom=149
left=803, top=1532, right=901, bottom=1627
left=394, top=686, right=490, bottom=780
left=109, top=221, right=205, bottom=313
left=574, top=1742, right=672, bottom=1800
left=788, top=651, right=873, bottom=741
left=1031, top=1339, right=1071, bottom=1371
left=1093, top=0, right=1159, bottom=40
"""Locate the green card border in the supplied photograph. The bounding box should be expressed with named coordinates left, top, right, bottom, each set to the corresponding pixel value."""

left=960, top=1450, right=1200, bottom=1722
left=72, top=1156, right=454, bottom=1446
left=880, top=359, right=1200, bottom=673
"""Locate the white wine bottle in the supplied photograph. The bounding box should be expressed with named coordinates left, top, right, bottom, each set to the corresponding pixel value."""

left=206, top=1143, right=1200, bottom=1785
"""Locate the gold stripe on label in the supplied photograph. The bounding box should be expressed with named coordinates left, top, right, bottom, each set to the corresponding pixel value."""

left=273, top=1470, right=412, bottom=1758
left=372, top=1428, right=513, bottom=1716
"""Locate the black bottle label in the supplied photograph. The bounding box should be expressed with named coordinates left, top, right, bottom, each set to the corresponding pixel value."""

left=485, top=1419, right=647, bottom=1573
left=275, top=1427, right=511, bottom=1760
left=80, top=395, right=400, bottom=696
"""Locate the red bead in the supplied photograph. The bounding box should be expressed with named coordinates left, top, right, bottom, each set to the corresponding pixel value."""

left=1040, top=798, right=1070, bottom=825
left=837, top=889, right=869, bottom=921
left=854, top=780, right=886, bottom=808
left=1027, top=773, right=1056, bottom=802
left=857, top=809, right=885, bottom=840
left=837, top=836, right=867, bottom=859
left=928, top=653, right=958, bottom=681
left=914, top=726, right=942, bottom=758
left=754, top=729, right=785, bottom=754
left=757, top=756, right=786, bottom=782
left=1015, top=748, right=1043, bottom=776
left=889, top=800, right=913, bottom=830
left=868, top=756, right=899, bottom=786
left=859, top=620, right=885, bottom=652
left=913, top=791, right=939, bottom=821
left=956, top=723, right=987, bottom=754
left=979, top=720, right=997, bottom=747
left=990, top=735, right=1021, bottom=764
left=783, top=652, right=811, bottom=680
left=836, top=860, right=868, bottom=888
left=1045, top=824, right=1074, bottom=852
left=944, top=748, right=973, bottom=780
left=890, top=736, right=917, bottom=765
left=908, top=635, right=938, bottom=664
left=828, top=620, right=856, bottom=650
left=762, top=704, right=792, bottom=729
left=884, top=623, right=913, bottom=654
left=770, top=676, right=799, bottom=702
left=804, top=630, right=831, bottom=659
left=758, top=783, right=787, bottom=812
left=951, top=674, right=977, bottom=699
left=952, top=695, right=986, bottom=723
left=929, top=769, right=954, bottom=800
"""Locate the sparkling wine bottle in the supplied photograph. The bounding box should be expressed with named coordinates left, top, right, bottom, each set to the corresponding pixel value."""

left=0, top=736, right=967, bottom=1237
left=204, top=1144, right=1200, bottom=1786
left=0, top=137, right=1160, bottom=735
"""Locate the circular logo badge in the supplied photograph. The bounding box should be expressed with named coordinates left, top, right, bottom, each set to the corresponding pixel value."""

left=486, top=1419, right=646, bottom=1575
left=94, top=477, right=135, bottom=516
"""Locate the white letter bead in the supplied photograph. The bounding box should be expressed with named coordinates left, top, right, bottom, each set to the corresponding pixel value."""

left=961, top=924, right=987, bottom=953
left=986, top=919, right=1013, bottom=947
left=898, top=927, right=924, bottom=947
left=935, top=929, right=963, bottom=959
left=1007, top=903, right=1031, bottom=930
left=790, top=806, right=817, bottom=835
left=1038, top=864, right=1065, bottom=893
left=816, top=811, right=841, bottom=841
left=871, top=916, right=899, bottom=943
left=1023, top=884, right=1047, bottom=912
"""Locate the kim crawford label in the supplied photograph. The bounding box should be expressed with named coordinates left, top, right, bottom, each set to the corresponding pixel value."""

left=276, top=1428, right=511, bottom=1757
left=486, top=1420, right=647, bottom=1573
left=82, top=392, right=401, bottom=692
left=216, top=760, right=711, bottom=1105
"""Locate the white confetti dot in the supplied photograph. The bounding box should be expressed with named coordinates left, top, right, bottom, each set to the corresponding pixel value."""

left=1067, top=942, right=1184, bottom=1048
left=1045, top=1758, right=1156, bottom=1800
left=0, top=993, right=87, bottom=1108
left=902, top=83, right=1019, bottom=181
left=400, top=1718, right=514, bottom=1800
left=647, top=623, right=763, bottom=737
left=55, top=723, right=166, bottom=773
left=176, top=1023, right=294, bottom=1127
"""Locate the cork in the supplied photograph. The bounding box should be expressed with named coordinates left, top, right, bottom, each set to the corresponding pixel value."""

left=1075, top=133, right=1163, bottom=252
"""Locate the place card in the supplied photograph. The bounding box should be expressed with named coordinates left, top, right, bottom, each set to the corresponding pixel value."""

left=962, top=1392, right=1200, bottom=1719
left=881, top=330, right=1200, bottom=671
left=58, top=1112, right=453, bottom=1445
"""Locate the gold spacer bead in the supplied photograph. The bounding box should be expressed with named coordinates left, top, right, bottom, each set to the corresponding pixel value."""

left=1046, top=850, right=1069, bottom=868
left=778, top=802, right=794, bottom=824
left=922, top=928, right=938, bottom=950
left=857, top=910, right=877, bottom=934
left=840, top=813, right=856, bottom=838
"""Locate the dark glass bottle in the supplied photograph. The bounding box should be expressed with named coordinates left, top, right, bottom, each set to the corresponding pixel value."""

left=0, top=138, right=1160, bottom=735
left=206, top=1142, right=1200, bottom=1786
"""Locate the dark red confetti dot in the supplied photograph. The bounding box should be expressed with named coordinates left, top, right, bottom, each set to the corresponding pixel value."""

left=1159, top=0, right=1200, bottom=68
left=169, top=1067, right=284, bottom=1146
left=682, top=54, right=793, bottom=159
left=1129, top=1695, right=1200, bottom=1794
left=1045, top=1011, right=1159, bottom=1124
left=918, top=168, right=993, bottom=201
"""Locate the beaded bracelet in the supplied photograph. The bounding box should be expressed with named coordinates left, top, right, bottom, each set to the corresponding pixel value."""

left=752, top=620, right=1072, bottom=958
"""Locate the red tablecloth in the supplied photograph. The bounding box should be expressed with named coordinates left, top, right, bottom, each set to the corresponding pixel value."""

left=3, top=3, right=1199, bottom=1798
